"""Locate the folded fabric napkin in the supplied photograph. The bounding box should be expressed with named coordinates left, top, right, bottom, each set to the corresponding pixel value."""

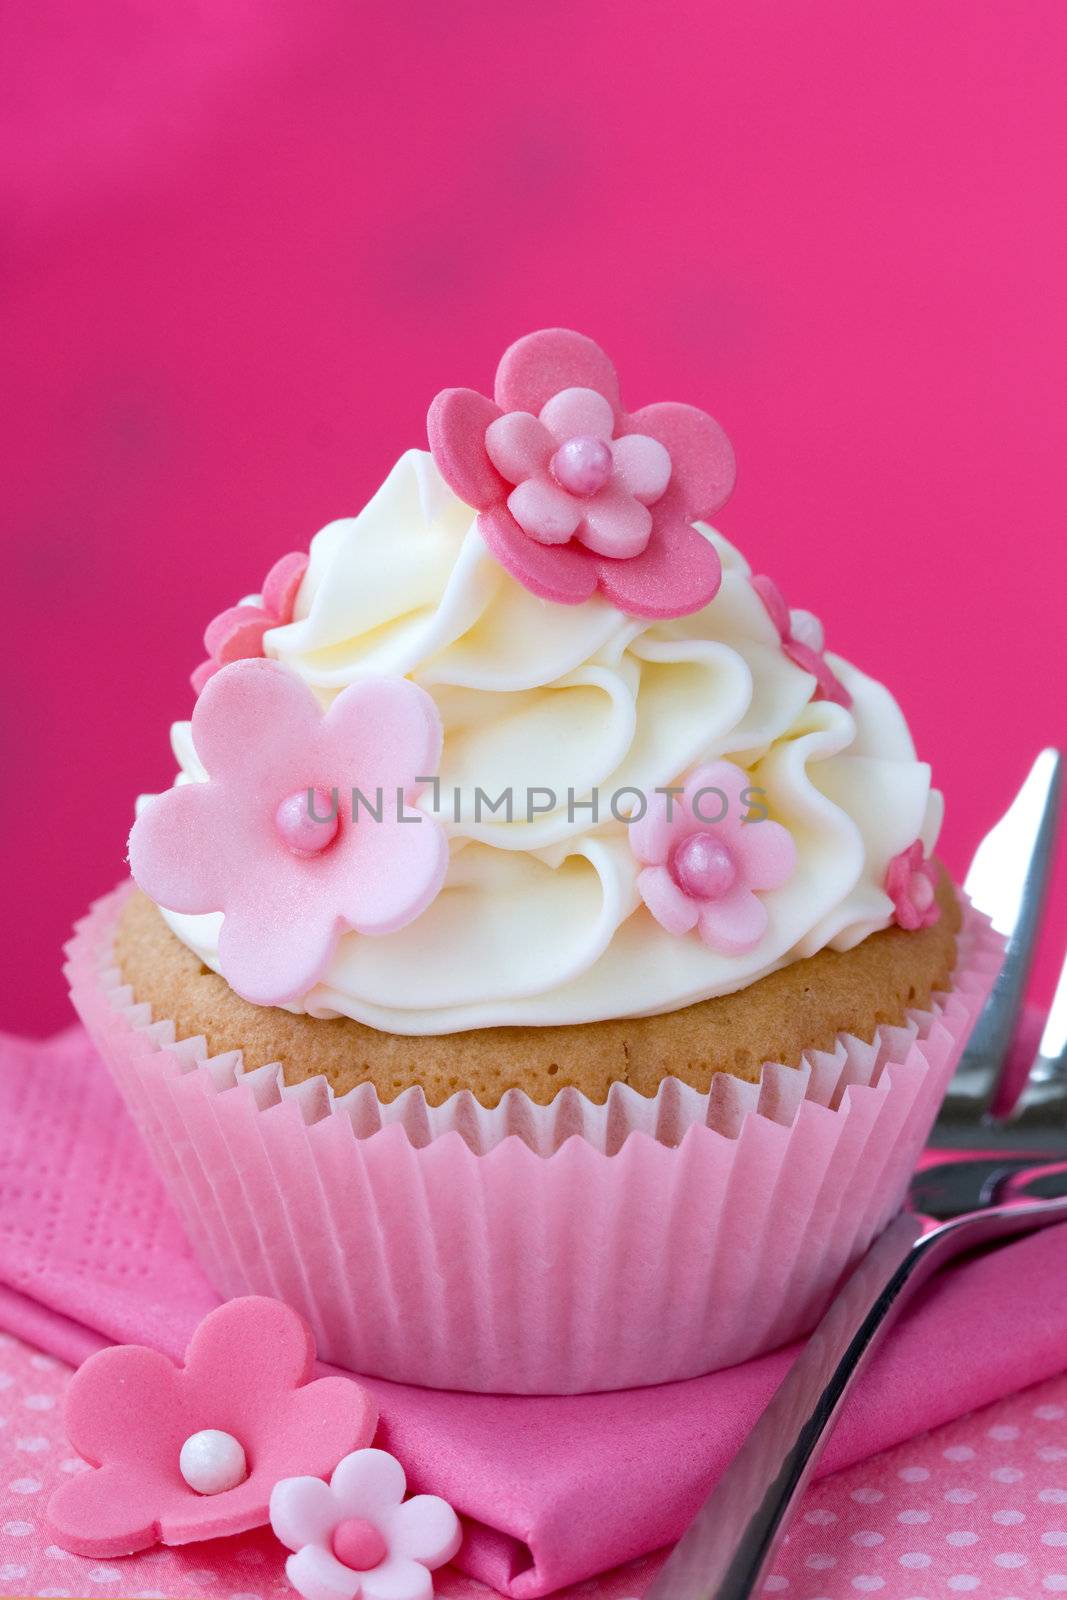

left=2, top=1022, right=1064, bottom=1598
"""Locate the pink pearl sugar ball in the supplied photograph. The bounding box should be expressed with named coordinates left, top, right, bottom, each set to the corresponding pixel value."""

left=670, top=830, right=738, bottom=901
left=550, top=434, right=613, bottom=497
left=274, top=787, right=339, bottom=856
left=332, top=1516, right=388, bottom=1571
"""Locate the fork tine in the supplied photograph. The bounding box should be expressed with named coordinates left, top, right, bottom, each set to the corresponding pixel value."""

left=936, top=748, right=1062, bottom=1126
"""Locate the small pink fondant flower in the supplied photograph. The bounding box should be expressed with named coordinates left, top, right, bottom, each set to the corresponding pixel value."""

left=46, top=1298, right=378, bottom=1558
left=885, top=840, right=941, bottom=930
left=629, top=760, right=796, bottom=954
left=270, top=1447, right=462, bottom=1600
left=192, top=550, right=309, bottom=695
left=750, top=574, right=852, bottom=708
left=427, top=328, right=735, bottom=619
left=129, top=659, right=448, bottom=1006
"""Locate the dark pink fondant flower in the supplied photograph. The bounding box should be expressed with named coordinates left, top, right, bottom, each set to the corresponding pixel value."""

left=629, top=760, right=796, bottom=954
left=885, top=840, right=941, bottom=930
left=192, top=550, right=309, bottom=695
left=427, top=328, right=735, bottom=618
left=129, top=659, right=448, bottom=1006
left=750, top=574, right=852, bottom=708
left=46, top=1297, right=378, bottom=1559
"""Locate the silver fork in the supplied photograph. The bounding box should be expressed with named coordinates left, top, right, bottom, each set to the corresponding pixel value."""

left=645, top=750, right=1066, bottom=1600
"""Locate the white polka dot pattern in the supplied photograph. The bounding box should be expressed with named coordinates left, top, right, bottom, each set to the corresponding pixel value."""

left=0, top=1329, right=1064, bottom=1599
left=0, top=1333, right=289, bottom=1599
left=760, top=1374, right=1067, bottom=1598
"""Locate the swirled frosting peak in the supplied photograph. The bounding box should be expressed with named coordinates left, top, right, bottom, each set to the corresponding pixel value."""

left=135, top=441, right=943, bottom=1034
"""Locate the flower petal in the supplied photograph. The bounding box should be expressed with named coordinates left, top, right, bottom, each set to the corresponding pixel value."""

left=360, top=1555, right=433, bottom=1600
left=270, top=1475, right=341, bottom=1554
left=884, top=853, right=910, bottom=903
left=628, top=788, right=692, bottom=865
left=479, top=505, right=598, bottom=606
left=46, top=1460, right=167, bottom=1559
left=638, top=865, right=700, bottom=936
left=192, top=658, right=320, bottom=781
left=336, top=808, right=448, bottom=937
left=734, top=816, right=797, bottom=892
left=783, top=639, right=852, bottom=707
left=485, top=412, right=553, bottom=484
left=203, top=604, right=272, bottom=663
left=817, top=662, right=852, bottom=708
left=595, top=516, right=721, bottom=619
left=697, top=885, right=769, bottom=954
left=286, top=1543, right=363, bottom=1600
left=186, top=1297, right=314, bottom=1406
left=262, top=1378, right=379, bottom=1490
left=190, top=658, right=218, bottom=695
left=626, top=402, right=735, bottom=517
left=611, top=433, right=672, bottom=504
left=262, top=551, right=310, bottom=622
left=683, top=760, right=749, bottom=835
left=216, top=889, right=341, bottom=1005
left=495, top=329, right=621, bottom=418
left=895, top=895, right=920, bottom=930
left=331, top=1448, right=407, bottom=1519
left=539, top=386, right=615, bottom=444
left=787, top=606, right=825, bottom=653
left=386, top=1495, right=462, bottom=1566
left=578, top=486, right=652, bottom=559
left=426, top=387, right=506, bottom=510
left=320, top=678, right=443, bottom=795
left=507, top=477, right=581, bottom=544
left=749, top=575, right=790, bottom=642
left=128, top=781, right=237, bottom=915
left=63, top=1344, right=183, bottom=1467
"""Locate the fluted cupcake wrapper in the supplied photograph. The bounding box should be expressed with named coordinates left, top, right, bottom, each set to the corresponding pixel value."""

left=66, top=883, right=1002, bottom=1395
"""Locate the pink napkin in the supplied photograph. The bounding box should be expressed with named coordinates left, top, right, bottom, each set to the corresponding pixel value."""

left=2, top=1023, right=1065, bottom=1599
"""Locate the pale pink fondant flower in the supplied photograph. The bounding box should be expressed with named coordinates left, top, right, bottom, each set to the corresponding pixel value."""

left=46, top=1298, right=378, bottom=1558
left=885, top=840, right=941, bottom=930
left=129, top=659, right=448, bottom=1006
left=750, top=574, right=852, bottom=708
left=270, top=1447, right=461, bottom=1600
left=191, top=549, right=309, bottom=695
left=629, top=760, right=796, bottom=954
left=427, top=328, right=735, bottom=618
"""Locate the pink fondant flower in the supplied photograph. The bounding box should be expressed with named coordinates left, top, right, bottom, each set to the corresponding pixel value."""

left=129, top=659, right=447, bottom=1006
left=46, top=1298, right=378, bottom=1559
left=750, top=574, right=852, bottom=708
left=427, top=328, right=736, bottom=618
left=885, top=840, right=941, bottom=930
left=192, top=549, right=309, bottom=695
left=271, top=1447, right=461, bottom=1600
left=629, top=760, right=796, bottom=954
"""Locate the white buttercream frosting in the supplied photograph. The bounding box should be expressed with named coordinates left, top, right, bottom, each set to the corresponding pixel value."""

left=148, top=449, right=942, bottom=1034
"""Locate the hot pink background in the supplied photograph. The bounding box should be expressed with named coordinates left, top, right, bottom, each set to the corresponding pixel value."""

left=3, top=1, right=1066, bottom=1035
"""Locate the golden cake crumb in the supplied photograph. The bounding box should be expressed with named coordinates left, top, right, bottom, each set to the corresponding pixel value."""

left=113, top=875, right=960, bottom=1108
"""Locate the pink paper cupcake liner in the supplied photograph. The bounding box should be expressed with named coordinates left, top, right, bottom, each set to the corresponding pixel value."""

left=66, top=883, right=1002, bottom=1395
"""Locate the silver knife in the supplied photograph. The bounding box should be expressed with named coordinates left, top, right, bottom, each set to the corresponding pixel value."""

left=932, top=746, right=1061, bottom=1131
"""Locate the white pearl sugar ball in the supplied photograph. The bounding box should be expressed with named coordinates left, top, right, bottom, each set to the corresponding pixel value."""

left=179, top=1429, right=248, bottom=1495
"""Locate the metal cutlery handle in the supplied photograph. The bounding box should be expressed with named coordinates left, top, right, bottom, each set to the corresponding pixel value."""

left=643, top=1194, right=1067, bottom=1600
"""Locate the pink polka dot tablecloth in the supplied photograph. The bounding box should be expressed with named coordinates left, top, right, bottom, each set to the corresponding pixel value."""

left=0, top=1328, right=1064, bottom=1600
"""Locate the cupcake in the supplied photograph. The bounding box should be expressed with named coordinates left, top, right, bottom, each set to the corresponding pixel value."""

left=68, top=329, right=1001, bottom=1393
